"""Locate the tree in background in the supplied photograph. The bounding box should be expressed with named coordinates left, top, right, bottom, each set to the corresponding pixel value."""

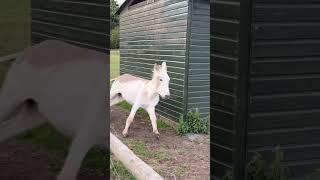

left=111, top=26, right=119, bottom=49
left=111, top=0, right=119, bottom=29
left=111, top=0, right=120, bottom=49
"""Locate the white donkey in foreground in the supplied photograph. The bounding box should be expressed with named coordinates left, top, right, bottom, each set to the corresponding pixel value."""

left=0, top=40, right=107, bottom=180
left=110, top=62, right=170, bottom=138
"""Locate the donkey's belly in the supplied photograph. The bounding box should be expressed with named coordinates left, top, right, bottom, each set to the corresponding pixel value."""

left=121, top=92, right=138, bottom=105
left=118, top=82, right=145, bottom=105
left=37, top=100, right=83, bottom=137
left=27, top=61, right=106, bottom=138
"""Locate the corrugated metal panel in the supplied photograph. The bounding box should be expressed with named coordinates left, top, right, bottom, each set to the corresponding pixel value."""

left=187, top=0, right=210, bottom=118
left=247, top=0, right=320, bottom=178
left=210, top=0, right=240, bottom=178
left=119, top=0, right=189, bottom=121
left=31, top=0, right=109, bottom=52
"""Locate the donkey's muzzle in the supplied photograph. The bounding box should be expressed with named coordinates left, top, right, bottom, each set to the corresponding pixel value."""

left=164, top=95, right=170, bottom=99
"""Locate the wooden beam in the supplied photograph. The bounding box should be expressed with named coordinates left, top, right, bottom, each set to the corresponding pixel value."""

left=110, top=133, right=164, bottom=180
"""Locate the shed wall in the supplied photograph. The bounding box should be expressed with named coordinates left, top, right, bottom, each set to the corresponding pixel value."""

left=247, top=0, right=320, bottom=177
left=210, top=0, right=240, bottom=178
left=119, top=0, right=189, bottom=120
left=187, top=0, right=210, bottom=118
left=31, top=0, right=109, bottom=52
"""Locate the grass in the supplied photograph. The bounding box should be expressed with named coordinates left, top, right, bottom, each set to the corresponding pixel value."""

left=0, top=0, right=30, bottom=57
left=122, top=139, right=169, bottom=162
left=175, top=165, right=187, bottom=176
left=110, top=156, right=136, bottom=180
left=16, top=123, right=107, bottom=176
left=111, top=49, right=120, bottom=79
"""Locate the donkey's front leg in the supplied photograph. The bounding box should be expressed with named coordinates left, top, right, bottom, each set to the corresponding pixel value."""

left=57, top=134, right=95, bottom=180
left=122, top=104, right=139, bottom=137
left=146, top=107, right=159, bottom=137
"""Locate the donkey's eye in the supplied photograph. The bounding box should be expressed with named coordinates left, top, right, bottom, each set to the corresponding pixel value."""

left=160, top=78, right=163, bottom=82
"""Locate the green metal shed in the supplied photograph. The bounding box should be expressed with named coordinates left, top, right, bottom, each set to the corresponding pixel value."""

left=211, top=0, right=320, bottom=179
left=116, top=0, right=210, bottom=122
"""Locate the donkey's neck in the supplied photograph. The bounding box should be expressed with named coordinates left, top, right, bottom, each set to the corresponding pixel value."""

left=145, top=75, right=159, bottom=98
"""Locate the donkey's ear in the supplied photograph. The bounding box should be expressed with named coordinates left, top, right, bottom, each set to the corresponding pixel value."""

left=153, top=63, right=158, bottom=72
left=162, top=62, right=167, bottom=71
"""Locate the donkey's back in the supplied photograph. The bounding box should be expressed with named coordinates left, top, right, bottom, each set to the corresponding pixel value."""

left=111, top=74, right=149, bottom=105
left=1, top=40, right=107, bottom=138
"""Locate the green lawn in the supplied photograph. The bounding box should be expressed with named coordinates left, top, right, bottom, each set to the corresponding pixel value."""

left=110, top=49, right=120, bottom=79
left=0, top=0, right=30, bottom=57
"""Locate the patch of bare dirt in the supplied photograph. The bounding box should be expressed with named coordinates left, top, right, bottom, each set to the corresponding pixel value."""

left=0, top=139, right=106, bottom=180
left=110, top=106, right=210, bottom=180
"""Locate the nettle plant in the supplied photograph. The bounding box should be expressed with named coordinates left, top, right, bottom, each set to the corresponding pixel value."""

left=176, top=108, right=209, bottom=135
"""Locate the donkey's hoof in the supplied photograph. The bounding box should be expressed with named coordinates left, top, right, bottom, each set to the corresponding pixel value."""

left=122, top=131, right=128, bottom=137
left=153, top=132, right=160, bottom=139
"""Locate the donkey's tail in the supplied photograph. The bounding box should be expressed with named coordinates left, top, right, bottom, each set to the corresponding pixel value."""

left=110, top=78, right=116, bottom=83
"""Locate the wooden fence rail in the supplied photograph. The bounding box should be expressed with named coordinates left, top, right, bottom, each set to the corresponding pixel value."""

left=110, top=133, right=164, bottom=180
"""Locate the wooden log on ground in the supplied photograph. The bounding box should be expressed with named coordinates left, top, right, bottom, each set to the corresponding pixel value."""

left=110, top=133, right=164, bottom=180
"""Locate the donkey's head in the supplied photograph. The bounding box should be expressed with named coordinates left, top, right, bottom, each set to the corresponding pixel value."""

left=152, top=62, right=170, bottom=99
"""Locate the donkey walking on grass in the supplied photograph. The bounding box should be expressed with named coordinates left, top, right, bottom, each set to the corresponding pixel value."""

left=0, top=40, right=107, bottom=180
left=110, top=62, right=170, bottom=138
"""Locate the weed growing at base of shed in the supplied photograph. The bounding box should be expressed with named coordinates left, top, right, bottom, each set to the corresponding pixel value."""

left=309, top=169, right=320, bottom=180
left=222, top=171, right=233, bottom=180
left=269, top=146, right=290, bottom=180
left=176, top=109, right=209, bottom=135
left=247, top=146, right=289, bottom=180
left=222, top=146, right=290, bottom=180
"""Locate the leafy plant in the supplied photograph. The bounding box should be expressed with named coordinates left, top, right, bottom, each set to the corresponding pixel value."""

left=269, top=146, right=290, bottom=180
left=111, top=26, right=119, bottom=49
left=309, top=169, right=320, bottom=180
left=247, top=153, right=268, bottom=180
left=176, top=109, right=209, bottom=135
left=222, top=171, right=233, bottom=180
left=222, top=146, right=290, bottom=180
left=247, top=146, right=289, bottom=180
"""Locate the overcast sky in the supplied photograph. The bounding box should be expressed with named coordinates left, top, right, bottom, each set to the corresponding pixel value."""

left=116, top=0, right=125, bottom=6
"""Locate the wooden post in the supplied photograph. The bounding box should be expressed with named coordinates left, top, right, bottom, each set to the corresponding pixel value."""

left=110, top=133, right=164, bottom=180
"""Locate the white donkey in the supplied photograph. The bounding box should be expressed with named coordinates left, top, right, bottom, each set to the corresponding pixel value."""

left=110, top=62, right=170, bottom=138
left=0, top=40, right=107, bottom=180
